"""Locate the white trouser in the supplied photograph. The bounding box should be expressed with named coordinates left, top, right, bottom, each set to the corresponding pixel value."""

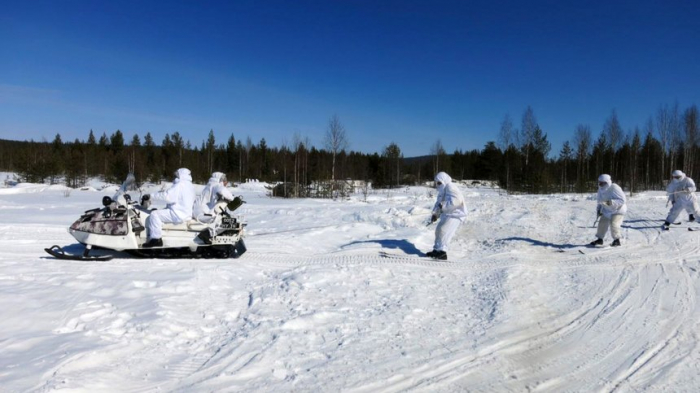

left=666, top=199, right=699, bottom=223
left=596, top=214, right=624, bottom=240
left=434, top=216, right=462, bottom=252
left=147, top=209, right=183, bottom=240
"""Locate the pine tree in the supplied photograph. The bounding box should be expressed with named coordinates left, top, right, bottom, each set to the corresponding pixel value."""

left=559, top=141, right=573, bottom=192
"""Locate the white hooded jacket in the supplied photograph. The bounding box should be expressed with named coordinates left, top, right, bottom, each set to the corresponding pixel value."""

left=597, top=174, right=627, bottom=218
left=432, top=172, right=467, bottom=222
left=151, top=168, right=196, bottom=222
left=194, top=172, right=234, bottom=220
left=666, top=170, right=697, bottom=204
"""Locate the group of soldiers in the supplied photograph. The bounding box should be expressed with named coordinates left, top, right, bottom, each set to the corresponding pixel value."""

left=142, top=169, right=233, bottom=248
left=425, top=169, right=700, bottom=259
left=589, top=169, right=699, bottom=248
left=139, top=168, right=699, bottom=254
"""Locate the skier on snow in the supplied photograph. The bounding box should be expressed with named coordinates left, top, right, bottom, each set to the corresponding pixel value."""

left=193, top=172, right=234, bottom=223
left=143, top=168, right=196, bottom=248
left=662, top=169, right=699, bottom=230
left=426, top=172, right=467, bottom=260
left=590, top=174, right=626, bottom=247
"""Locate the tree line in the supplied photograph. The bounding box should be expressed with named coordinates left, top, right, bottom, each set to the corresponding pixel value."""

left=0, top=104, right=697, bottom=195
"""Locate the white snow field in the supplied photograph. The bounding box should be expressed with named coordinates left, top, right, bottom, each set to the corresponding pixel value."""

left=1, top=177, right=699, bottom=392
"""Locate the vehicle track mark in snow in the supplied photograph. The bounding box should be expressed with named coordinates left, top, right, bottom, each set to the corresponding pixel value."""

left=239, top=251, right=479, bottom=270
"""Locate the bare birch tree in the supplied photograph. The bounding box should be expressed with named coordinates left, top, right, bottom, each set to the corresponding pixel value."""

left=643, top=117, right=654, bottom=189
left=324, top=115, right=349, bottom=196
left=498, top=114, right=515, bottom=190
left=669, top=101, right=682, bottom=174
left=520, top=106, right=538, bottom=166
left=656, top=104, right=671, bottom=179
left=206, top=130, right=215, bottom=174
left=292, top=132, right=302, bottom=197
left=684, top=105, right=699, bottom=178
left=603, top=109, right=623, bottom=175
left=629, top=127, right=642, bottom=194
left=430, top=139, right=445, bottom=174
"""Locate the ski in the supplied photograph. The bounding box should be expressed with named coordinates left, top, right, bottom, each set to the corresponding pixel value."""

left=580, top=245, right=617, bottom=254
left=662, top=224, right=696, bottom=231
left=379, top=250, right=452, bottom=262
left=555, top=244, right=619, bottom=255
left=44, top=245, right=114, bottom=261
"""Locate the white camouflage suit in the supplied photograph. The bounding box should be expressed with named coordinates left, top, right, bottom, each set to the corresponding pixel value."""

left=596, top=174, right=627, bottom=241
left=147, top=168, right=196, bottom=240
left=193, top=172, right=234, bottom=223
left=665, top=170, right=699, bottom=224
left=432, top=172, right=467, bottom=252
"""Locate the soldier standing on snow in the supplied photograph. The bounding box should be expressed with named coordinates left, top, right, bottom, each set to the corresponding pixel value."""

left=662, top=169, right=700, bottom=230
left=590, top=174, right=627, bottom=247
left=426, top=172, right=467, bottom=260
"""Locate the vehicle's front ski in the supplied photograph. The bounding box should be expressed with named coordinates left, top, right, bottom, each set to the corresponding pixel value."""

left=44, top=245, right=114, bottom=261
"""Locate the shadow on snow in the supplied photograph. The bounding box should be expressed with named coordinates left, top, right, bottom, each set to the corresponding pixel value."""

left=497, top=237, right=584, bottom=250
left=342, top=239, right=424, bottom=256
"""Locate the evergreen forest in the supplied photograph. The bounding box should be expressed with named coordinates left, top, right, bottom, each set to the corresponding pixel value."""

left=1, top=104, right=698, bottom=196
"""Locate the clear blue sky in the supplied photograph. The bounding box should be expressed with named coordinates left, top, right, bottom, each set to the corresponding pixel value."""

left=1, top=0, right=698, bottom=156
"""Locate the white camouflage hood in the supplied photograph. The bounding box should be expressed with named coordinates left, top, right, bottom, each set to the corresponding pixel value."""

left=435, top=172, right=452, bottom=189
left=672, top=169, right=686, bottom=182
left=175, top=168, right=192, bottom=183
left=598, top=174, right=611, bottom=190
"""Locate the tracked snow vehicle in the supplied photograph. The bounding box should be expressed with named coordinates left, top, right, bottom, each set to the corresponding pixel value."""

left=45, top=174, right=247, bottom=261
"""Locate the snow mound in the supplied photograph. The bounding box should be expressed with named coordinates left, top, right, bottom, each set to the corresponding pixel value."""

left=236, top=180, right=272, bottom=191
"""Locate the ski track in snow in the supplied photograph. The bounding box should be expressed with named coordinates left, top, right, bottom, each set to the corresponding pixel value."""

left=0, top=184, right=699, bottom=391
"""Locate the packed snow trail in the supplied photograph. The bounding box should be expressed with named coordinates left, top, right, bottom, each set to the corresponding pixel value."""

left=1, top=182, right=699, bottom=391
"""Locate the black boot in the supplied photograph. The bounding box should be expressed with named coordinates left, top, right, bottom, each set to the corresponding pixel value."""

left=690, top=214, right=695, bottom=222
left=589, top=238, right=603, bottom=246
left=611, top=239, right=621, bottom=247
left=143, top=238, right=163, bottom=248
left=426, top=250, right=437, bottom=258
left=662, top=221, right=671, bottom=230
left=432, top=251, right=447, bottom=260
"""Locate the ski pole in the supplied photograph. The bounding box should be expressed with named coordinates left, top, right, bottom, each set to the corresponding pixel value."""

left=593, top=205, right=601, bottom=227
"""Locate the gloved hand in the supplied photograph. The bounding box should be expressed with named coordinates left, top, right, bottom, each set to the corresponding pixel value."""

left=596, top=205, right=602, bottom=216
left=216, top=192, right=233, bottom=202
left=430, top=213, right=439, bottom=223
left=603, top=200, right=612, bottom=206
left=141, top=194, right=151, bottom=208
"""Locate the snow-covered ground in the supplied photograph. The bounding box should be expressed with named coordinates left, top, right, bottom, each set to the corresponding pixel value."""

left=1, top=175, right=699, bottom=392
